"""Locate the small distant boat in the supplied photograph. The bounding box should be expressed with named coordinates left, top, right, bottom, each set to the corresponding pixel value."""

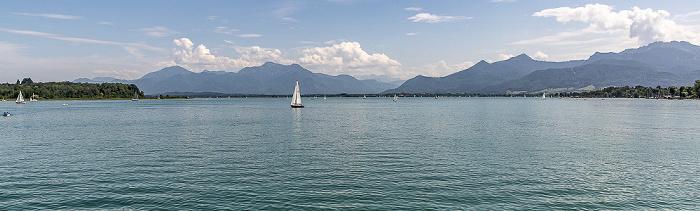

left=29, top=93, right=38, bottom=101
left=393, top=94, right=398, bottom=102
left=291, top=81, right=304, bottom=108
left=324, top=95, right=326, bottom=100
left=363, top=95, right=366, bottom=99
left=435, top=95, right=438, bottom=99
left=541, top=92, right=546, bottom=100
left=3, top=111, right=10, bottom=117
left=132, top=91, right=139, bottom=101
left=16, top=91, right=25, bottom=104
left=62, top=103, right=68, bottom=106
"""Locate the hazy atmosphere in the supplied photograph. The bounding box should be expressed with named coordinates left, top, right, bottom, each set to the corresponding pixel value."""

left=2, top=0, right=699, bottom=82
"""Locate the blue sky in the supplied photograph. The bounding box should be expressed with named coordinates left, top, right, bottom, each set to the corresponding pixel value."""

left=1, top=0, right=699, bottom=82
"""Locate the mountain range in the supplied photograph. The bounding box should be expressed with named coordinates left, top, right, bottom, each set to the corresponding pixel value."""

left=75, top=62, right=401, bottom=95
left=75, top=41, right=700, bottom=95
left=385, top=41, right=700, bottom=94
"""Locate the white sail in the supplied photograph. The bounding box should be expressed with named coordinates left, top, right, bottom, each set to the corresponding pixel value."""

left=291, top=81, right=303, bottom=107
left=16, top=91, right=25, bottom=104
left=541, top=92, right=546, bottom=100
left=393, top=94, right=398, bottom=102
left=132, top=91, right=139, bottom=101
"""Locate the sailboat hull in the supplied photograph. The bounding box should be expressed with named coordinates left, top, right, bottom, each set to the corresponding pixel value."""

left=291, top=105, right=304, bottom=108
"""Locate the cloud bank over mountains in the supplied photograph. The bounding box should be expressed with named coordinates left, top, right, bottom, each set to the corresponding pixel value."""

left=164, top=38, right=409, bottom=78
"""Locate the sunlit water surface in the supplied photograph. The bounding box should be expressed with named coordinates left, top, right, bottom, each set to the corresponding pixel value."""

left=1, top=97, right=699, bottom=209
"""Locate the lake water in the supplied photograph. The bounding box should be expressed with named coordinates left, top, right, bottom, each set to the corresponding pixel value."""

left=1, top=97, right=699, bottom=210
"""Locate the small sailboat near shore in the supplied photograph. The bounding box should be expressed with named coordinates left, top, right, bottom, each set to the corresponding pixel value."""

left=132, top=91, right=139, bottom=101
left=16, top=91, right=25, bottom=104
left=30, top=93, right=38, bottom=101
left=291, top=81, right=304, bottom=108
left=393, top=94, right=398, bottom=102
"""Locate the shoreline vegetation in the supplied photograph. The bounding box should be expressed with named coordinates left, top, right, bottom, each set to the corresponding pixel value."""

left=1, top=78, right=145, bottom=101
left=6, top=78, right=700, bottom=100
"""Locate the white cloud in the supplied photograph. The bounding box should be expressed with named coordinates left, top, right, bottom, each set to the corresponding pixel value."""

left=238, top=34, right=262, bottom=38
left=405, top=7, right=422, bottom=11
left=422, top=60, right=474, bottom=77
left=215, top=26, right=238, bottom=35
left=532, top=4, right=699, bottom=45
left=533, top=51, right=549, bottom=60
left=139, top=26, right=179, bottom=37
left=281, top=17, right=297, bottom=22
left=675, top=10, right=700, bottom=23
left=323, top=39, right=347, bottom=45
left=300, top=41, right=315, bottom=44
left=408, top=13, right=471, bottom=23
left=163, top=38, right=293, bottom=72
left=223, top=40, right=235, bottom=45
left=0, top=41, right=159, bottom=81
left=207, top=16, right=228, bottom=23
left=98, top=22, right=113, bottom=25
left=399, top=60, right=475, bottom=78
left=0, top=28, right=165, bottom=56
left=12, top=12, right=81, bottom=20
left=298, top=42, right=402, bottom=77
left=499, top=54, right=515, bottom=60
left=406, top=32, right=419, bottom=36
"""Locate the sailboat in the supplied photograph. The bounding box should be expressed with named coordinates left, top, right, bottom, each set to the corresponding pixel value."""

left=291, top=81, right=304, bottom=108
left=541, top=92, right=546, bottom=100
left=16, top=91, right=25, bottom=104
left=363, top=95, right=366, bottom=99
left=393, top=94, right=398, bottom=102
left=132, top=91, right=139, bottom=101
left=29, top=93, right=38, bottom=101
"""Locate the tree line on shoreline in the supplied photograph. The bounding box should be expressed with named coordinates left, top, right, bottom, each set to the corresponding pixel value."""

left=4, top=78, right=700, bottom=100
left=0, top=78, right=143, bottom=100
left=560, top=80, right=700, bottom=99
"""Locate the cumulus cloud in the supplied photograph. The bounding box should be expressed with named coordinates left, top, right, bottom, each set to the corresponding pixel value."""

left=533, top=51, right=549, bottom=60
left=499, top=54, right=515, bottom=60
left=532, top=4, right=699, bottom=44
left=162, top=38, right=293, bottom=72
left=298, top=42, right=402, bottom=77
left=405, top=7, right=422, bottom=11
left=406, top=32, right=419, bottom=36
left=140, top=26, right=179, bottom=37
left=408, top=13, right=472, bottom=23
left=12, top=12, right=81, bottom=20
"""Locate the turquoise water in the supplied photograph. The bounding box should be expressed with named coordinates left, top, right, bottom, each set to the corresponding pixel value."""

left=1, top=97, right=699, bottom=210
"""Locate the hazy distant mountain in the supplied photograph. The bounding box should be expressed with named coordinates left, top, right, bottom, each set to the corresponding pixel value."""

left=485, top=60, right=679, bottom=93
left=384, top=54, right=584, bottom=94
left=586, top=41, right=700, bottom=74
left=73, top=77, right=120, bottom=84
left=385, top=41, right=700, bottom=94
left=127, top=62, right=399, bottom=95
